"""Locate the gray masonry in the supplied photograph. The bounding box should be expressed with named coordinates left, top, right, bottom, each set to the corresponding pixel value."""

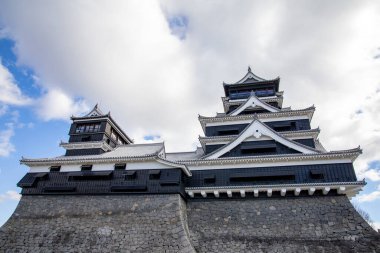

left=0, top=194, right=379, bottom=252
left=187, top=196, right=380, bottom=252
left=0, top=195, right=195, bottom=253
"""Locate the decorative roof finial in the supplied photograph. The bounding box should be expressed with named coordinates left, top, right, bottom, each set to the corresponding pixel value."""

left=248, top=66, right=252, bottom=72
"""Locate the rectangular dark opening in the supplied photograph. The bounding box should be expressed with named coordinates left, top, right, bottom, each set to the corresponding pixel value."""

left=230, top=175, right=295, bottom=182
left=68, top=171, right=112, bottom=180
left=230, top=92, right=250, bottom=99
left=241, top=148, right=277, bottom=154
left=203, top=175, right=216, bottom=184
left=310, top=169, right=324, bottom=179
left=240, top=109, right=268, bottom=115
left=230, top=172, right=295, bottom=183
left=149, top=170, right=161, bottom=180
left=81, top=136, right=91, bottom=142
left=81, top=165, right=93, bottom=171
left=50, top=166, right=61, bottom=172
left=110, top=185, right=147, bottom=192
left=241, top=143, right=277, bottom=154
left=273, top=126, right=291, bottom=131
left=160, top=180, right=180, bottom=186
left=17, top=177, right=38, bottom=188
left=33, top=172, right=49, bottom=179
left=218, top=129, right=239, bottom=136
left=272, top=121, right=294, bottom=132
left=114, top=163, right=126, bottom=170
left=125, top=170, right=137, bottom=180
left=241, top=143, right=276, bottom=149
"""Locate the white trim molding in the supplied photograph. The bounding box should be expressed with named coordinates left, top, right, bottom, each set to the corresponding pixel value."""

left=186, top=181, right=365, bottom=199
left=60, top=141, right=114, bottom=152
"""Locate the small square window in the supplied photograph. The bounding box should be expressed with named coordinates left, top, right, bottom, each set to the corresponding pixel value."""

left=149, top=170, right=161, bottom=180
left=114, top=164, right=126, bottom=170
left=81, top=136, right=91, bottom=142
left=81, top=165, right=93, bottom=171
left=204, top=175, right=216, bottom=184
left=50, top=166, right=61, bottom=172
left=125, top=170, right=137, bottom=180
left=310, top=169, right=324, bottom=180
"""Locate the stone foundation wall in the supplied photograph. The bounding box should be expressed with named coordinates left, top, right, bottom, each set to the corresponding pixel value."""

left=0, top=195, right=195, bottom=253
left=0, top=194, right=379, bottom=253
left=187, top=196, right=380, bottom=253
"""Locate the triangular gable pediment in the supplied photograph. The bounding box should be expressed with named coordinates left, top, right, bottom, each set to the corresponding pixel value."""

left=235, top=67, right=266, bottom=84
left=229, top=92, right=280, bottom=116
left=203, top=119, right=319, bottom=159
left=84, top=104, right=105, bottom=117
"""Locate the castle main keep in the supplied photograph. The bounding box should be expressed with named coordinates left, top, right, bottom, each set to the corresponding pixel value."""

left=1, top=68, right=379, bottom=252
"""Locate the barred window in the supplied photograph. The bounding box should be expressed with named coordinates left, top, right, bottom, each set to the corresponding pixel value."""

left=75, top=123, right=101, bottom=133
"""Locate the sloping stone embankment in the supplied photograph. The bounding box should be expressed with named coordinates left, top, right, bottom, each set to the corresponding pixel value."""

left=0, top=194, right=195, bottom=253
left=187, top=196, right=380, bottom=253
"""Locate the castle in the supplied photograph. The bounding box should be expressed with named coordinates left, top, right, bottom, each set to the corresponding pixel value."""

left=1, top=68, right=379, bottom=252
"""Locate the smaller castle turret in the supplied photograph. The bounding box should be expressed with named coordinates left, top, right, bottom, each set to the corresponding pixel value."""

left=60, top=104, right=133, bottom=156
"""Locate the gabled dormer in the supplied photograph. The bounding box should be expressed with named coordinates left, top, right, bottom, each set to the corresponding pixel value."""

left=60, top=104, right=133, bottom=156
left=203, top=117, right=319, bottom=159
left=228, top=92, right=281, bottom=115
left=223, top=67, right=280, bottom=100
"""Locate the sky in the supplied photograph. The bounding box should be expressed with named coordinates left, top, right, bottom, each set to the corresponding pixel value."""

left=0, top=0, right=379, bottom=229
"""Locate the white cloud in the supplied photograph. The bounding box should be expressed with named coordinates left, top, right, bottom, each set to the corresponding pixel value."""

left=363, top=169, right=380, bottom=182
left=0, top=123, right=15, bottom=157
left=36, top=88, right=89, bottom=121
left=357, top=191, right=380, bottom=203
left=0, top=58, right=31, bottom=106
left=0, top=0, right=379, bottom=170
left=0, top=190, right=20, bottom=202
left=356, top=185, right=380, bottom=203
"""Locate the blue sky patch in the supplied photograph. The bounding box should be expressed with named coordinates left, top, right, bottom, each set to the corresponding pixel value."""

left=0, top=37, right=70, bottom=226
left=144, top=134, right=161, bottom=141
left=167, top=15, right=189, bottom=40
left=368, top=160, right=380, bottom=170
left=0, top=38, right=40, bottom=98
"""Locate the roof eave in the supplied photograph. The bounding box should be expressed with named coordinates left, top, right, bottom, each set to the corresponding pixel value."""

left=223, top=77, right=280, bottom=87
left=177, top=150, right=362, bottom=165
